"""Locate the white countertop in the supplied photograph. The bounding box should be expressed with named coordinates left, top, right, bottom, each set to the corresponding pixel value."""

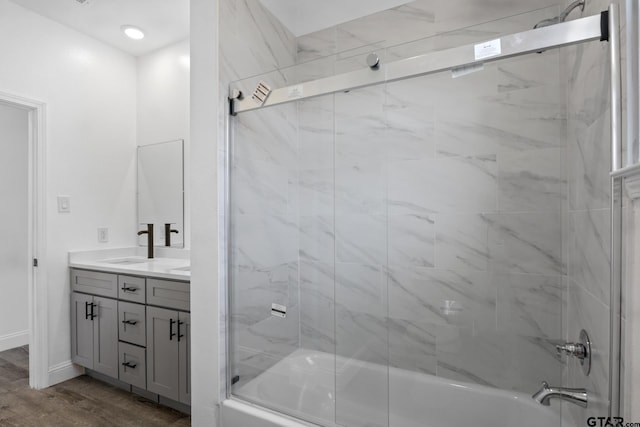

left=69, top=247, right=190, bottom=280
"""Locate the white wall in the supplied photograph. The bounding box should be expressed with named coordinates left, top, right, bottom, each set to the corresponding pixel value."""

left=137, top=39, right=191, bottom=248
left=0, top=0, right=137, bottom=382
left=0, top=102, right=29, bottom=351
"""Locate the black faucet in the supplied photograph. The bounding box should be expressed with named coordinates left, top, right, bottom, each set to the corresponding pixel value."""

left=137, top=223, right=154, bottom=259
left=164, top=223, right=179, bottom=247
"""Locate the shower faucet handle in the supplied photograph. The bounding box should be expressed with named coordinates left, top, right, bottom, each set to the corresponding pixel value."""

left=556, top=329, right=592, bottom=376
left=556, top=342, right=587, bottom=359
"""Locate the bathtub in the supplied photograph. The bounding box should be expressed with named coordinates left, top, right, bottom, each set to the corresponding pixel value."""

left=221, top=349, right=565, bottom=427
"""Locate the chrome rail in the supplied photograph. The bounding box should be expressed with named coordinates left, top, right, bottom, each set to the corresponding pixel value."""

left=231, top=13, right=605, bottom=114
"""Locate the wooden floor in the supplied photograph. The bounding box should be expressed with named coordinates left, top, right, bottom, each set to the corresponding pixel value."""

left=0, top=347, right=191, bottom=426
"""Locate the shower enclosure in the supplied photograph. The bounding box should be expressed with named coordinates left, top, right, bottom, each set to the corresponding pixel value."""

left=224, top=4, right=623, bottom=427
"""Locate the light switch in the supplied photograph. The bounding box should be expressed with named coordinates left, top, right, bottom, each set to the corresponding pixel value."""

left=98, top=227, right=109, bottom=243
left=57, top=196, right=71, bottom=213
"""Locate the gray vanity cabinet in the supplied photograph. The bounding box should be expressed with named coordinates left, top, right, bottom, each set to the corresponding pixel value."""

left=71, top=292, right=119, bottom=378
left=71, top=268, right=190, bottom=410
left=146, top=306, right=190, bottom=404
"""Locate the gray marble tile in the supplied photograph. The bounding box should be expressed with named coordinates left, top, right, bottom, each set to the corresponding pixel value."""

left=384, top=105, right=436, bottom=161
left=335, top=262, right=387, bottom=317
left=297, top=27, right=337, bottom=63
left=388, top=318, right=437, bottom=375
left=568, top=209, right=611, bottom=305
left=387, top=158, right=435, bottom=214
left=335, top=164, right=386, bottom=215
left=496, top=273, right=564, bottom=340
left=388, top=213, right=435, bottom=268
left=232, top=213, right=298, bottom=267
left=388, top=267, right=496, bottom=329
left=300, top=261, right=335, bottom=353
left=388, top=155, right=498, bottom=215
left=567, top=110, right=612, bottom=211
left=234, top=105, right=298, bottom=169
left=497, top=50, right=561, bottom=93
left=486, top=212, right=564, bottom=275
left=297, top=168, right=334, bottom=216
left=231, top=262, right=298, bottom=327
left=335, top=2, right=436, bottom=54
left=299, top=215, right=334, bottom=263
left=232, top=158, right=291, bottom=215
left=434, top=213, right=490, bottom=272
left=336, top=214, right=387, bottom=265
left=498, top=148, right=565, bottom=213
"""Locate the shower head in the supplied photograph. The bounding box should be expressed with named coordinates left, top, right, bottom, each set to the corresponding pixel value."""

left=534, top=0, right=586, bottom=29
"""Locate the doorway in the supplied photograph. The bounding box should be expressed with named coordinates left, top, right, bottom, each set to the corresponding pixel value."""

left=0, top=92, right=47, bottom=390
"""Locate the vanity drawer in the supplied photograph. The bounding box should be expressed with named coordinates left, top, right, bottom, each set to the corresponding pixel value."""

left=119, top=342, right=146, bottom=390
left=146, top=279, right=190, bottom=311
left=118, top=302, right=146, bottom=347
left=71, top=269, right=117, bottom=298
left=118, top=276, right=146, bottom=304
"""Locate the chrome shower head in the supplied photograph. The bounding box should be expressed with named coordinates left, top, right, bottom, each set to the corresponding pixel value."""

left=534, top=0, right=586, bottom=29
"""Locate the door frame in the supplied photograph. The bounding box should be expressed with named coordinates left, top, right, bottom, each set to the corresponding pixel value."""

left=0, top=90, right=48, bottom=389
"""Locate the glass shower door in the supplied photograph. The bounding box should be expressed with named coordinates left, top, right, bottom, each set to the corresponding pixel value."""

left=228, top=7, right=615, bottom=425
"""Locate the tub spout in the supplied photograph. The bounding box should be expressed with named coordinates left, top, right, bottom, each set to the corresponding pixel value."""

left=532, top=381, right=587, bottom=408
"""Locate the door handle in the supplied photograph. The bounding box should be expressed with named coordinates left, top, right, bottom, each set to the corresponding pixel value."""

left=169, top=319, right=176, bottom=340
left=177, top=321, right=184, bottom=342
left=121, top=319, right=138, bottom=326
left=89, top=303, right=97, bottom=320
left=85, top=301, right=90, bottom=320
left=121, top=286, right=138, bottom=293
left=121, top=361, right=137, bottom=370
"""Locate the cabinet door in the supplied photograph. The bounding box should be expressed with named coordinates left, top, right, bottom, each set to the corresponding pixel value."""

left=146, top=306, right=179, bottom=401
left=93, top=296, right=118, bottom=378
left=178, top=311, right=190, bottom=405
left=71, top=292, right=94, bottom=369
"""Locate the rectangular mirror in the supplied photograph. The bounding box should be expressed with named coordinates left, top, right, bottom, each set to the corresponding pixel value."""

left=137, top=139, right=184, bottom=248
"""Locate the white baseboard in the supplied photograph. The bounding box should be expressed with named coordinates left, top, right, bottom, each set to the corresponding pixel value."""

left=0, top=330, right=29, bottom=353
left=48, top=360, right=84, bottom=386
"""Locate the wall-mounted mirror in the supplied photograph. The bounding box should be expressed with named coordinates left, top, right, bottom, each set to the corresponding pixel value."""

left=137, top=139, right=184, bottom=248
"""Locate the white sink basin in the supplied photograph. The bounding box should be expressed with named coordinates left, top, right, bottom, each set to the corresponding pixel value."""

left=100, top=258, right=149, bottom=265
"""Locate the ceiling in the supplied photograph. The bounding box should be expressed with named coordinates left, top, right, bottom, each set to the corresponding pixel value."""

left=9, top=0, right=189, bottom=56
left=258, top=0, right=413, bottom=36
left=7, top=0, right=410, bottom=56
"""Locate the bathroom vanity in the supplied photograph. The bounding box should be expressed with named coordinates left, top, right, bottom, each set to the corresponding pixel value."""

left=69, top=248, right=190, bottom=412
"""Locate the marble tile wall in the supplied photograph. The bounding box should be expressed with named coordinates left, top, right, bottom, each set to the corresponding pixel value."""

left=561, top=0, right=618, bottom=425
left=222, top=0, right=621, bottom=424
left=295, top=5, right=568, bottom=413
left=219, top=0, right=300, bottom=392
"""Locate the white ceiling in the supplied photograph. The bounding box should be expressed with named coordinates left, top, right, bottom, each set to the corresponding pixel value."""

left=258, top=0, right=413, bottom=37
left=9, top=0, right=189, bottom=56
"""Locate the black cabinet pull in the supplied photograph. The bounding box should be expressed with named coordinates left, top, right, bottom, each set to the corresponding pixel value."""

left=85, top=301, right=90, bottom=320
left=121, top=286, right=138, bottom=293
left=89, top=303, right=97, bottom=320
left=121, top=361, right=137, bottom=369
left=121, top=319, right=138, bottom=326
left=169, top=319, right=176, bottom=340
left=177, top=321, right=184, bottom=342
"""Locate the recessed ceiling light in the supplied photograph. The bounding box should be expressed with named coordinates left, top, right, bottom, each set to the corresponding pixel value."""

left=121, top=25, right=145, bottom=40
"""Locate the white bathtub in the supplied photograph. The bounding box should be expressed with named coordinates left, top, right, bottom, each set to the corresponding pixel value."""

left=221, top=349, right=565, bottom=427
